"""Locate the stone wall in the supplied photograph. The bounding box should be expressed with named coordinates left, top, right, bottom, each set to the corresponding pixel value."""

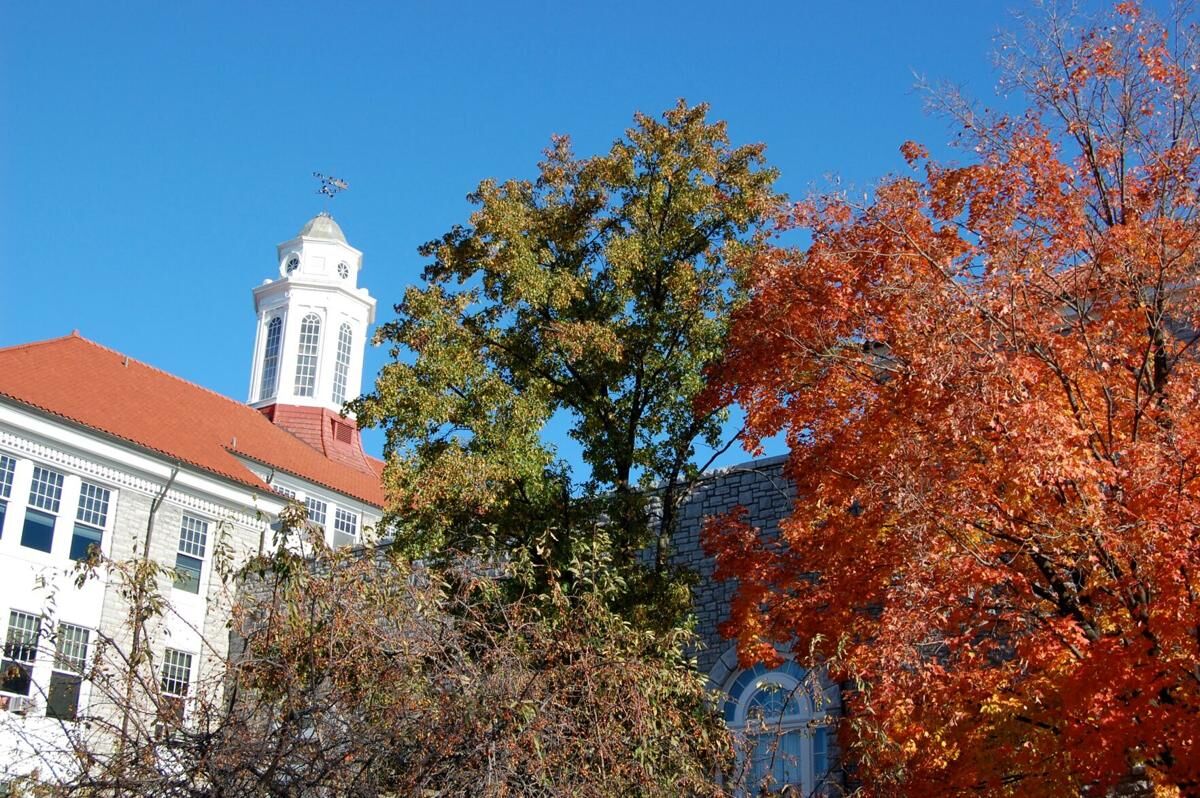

left=665, top=455, right=795, bottom=678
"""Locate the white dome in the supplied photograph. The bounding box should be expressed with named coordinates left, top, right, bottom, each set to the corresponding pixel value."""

left=298, top=212, right=347, bottom=243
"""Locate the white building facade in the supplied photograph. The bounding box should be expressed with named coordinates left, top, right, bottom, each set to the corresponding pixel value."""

left=0, top=214, right=385, bottom=781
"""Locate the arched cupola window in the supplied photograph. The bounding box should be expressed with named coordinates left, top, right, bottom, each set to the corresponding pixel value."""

left=259, top=316, right=283, bottom=400
left=724, top=660, right=832, bottom=796
left=332, top=323, right=353, bottom=405
left=294, top=313, right=322, bottom=397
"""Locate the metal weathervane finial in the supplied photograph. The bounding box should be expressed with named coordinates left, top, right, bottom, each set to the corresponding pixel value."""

left=313, top=172, right=349, bottom=208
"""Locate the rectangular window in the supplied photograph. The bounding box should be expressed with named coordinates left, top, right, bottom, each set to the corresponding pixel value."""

left=70, top=482, right=111, bottom=561
left=305, top=497, right=327, bottom=527
left=160, top=649, right=192, bottom=697
left=21, top=509, right=56, bottom=553
left=332, top=508, right=359, bottom=547
left=173, top=516, right=208, bottom=594
left=75, top=482, right=109, bottom=527
left=22, top=466, right=64, bottom=553
left=47, top=624, right=89, bottom=721
left=2, top=611, right=41, bottom=696
left=29, top=466, right=64, bottom=512
left=275, top=486, right=296, bottom=500
left=293, top=315, right=321, bottom=397
left=159, top=648, right=193, bottom=727
left=0, top=454, right=14, bottom=536
left=0, top=455, right=14, bottom=498
left=813, top=726, right=829, bottom=780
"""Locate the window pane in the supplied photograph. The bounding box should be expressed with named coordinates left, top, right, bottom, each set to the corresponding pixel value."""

left=174, top=553, right=202, bottom=594
left=813, top=726, right=829, bottom=781
left=0, top=500, right=6, bottom=535
left=749, top=730, right=803, bottom=793
left=161, top=649, right=192, bottom=697
left=260, top=316, right=283, bottom=399
left=4, top=612, right=39, bottom=663
left=159, top=649, right=192, bottom=729
left=0, top=660, right=32, bottom=696
left=0, top=455, right=14, bottom=499
left=293, top=313, right=321, bottom=397
left=29, top=466, right=64, bottom=512
left=46, top=671, right=82, bottom=720
left=305, top=497, right=326, bottom=527
left=22, top=507, right=56, bottom=553
left=3, top=611, right=40, bottom=696
left=76, top=482, right=111, bottom=528
left=70, top=523, right=104, bottom=561
left=54, top=624, right=89, bottom=674
left=178, top=516, right=208, bottom=558
left=332, top=323, right=353, bottom=405
left=332, top=508, right=358, bottom=547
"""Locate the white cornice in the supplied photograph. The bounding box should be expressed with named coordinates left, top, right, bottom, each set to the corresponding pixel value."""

left=0, top=404, right=283, bottom=527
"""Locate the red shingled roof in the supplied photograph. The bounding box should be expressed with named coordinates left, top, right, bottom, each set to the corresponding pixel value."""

left=0, top=333, right=385, bottom=508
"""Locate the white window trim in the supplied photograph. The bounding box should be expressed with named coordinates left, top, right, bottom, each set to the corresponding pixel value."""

left=293, top=312, right=323, bottom=398
left=259, top=314, right=285, bottom=400
left=173, top=513, right=211, bottom=595
left=71, top=480, right=114, bottom=561
left=2, top=608, right=43, bottom=699
left=726, top=663, right=831, bottom=797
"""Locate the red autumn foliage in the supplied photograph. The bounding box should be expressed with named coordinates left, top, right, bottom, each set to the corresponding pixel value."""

left=703, top=4, right=1200, bottom=795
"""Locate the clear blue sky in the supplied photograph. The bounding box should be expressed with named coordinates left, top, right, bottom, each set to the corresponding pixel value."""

left=0, top=0, right=1145, bottom=463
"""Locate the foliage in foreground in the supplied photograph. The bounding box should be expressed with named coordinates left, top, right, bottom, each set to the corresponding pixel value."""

left=703, top=2, right=1200, bottom=795
left=11, top=516, right=734, bottom=797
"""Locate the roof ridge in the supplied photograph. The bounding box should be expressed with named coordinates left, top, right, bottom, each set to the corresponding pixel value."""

left=0, top=331, right=83, bottom=355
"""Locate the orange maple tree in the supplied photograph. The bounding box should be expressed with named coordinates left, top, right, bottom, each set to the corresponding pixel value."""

left=703, top=3, right=1200, bottom=794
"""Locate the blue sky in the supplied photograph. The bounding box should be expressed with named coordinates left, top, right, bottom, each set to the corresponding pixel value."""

left=0, top=0, right=1146, bottom=464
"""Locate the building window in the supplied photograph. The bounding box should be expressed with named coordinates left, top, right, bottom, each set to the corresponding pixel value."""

left=332, top=322, right=353, bottom=405
left=305, top=497, right=327, bottom=528
left=22, top=465, right=64, bottom=553
left=724, top=661, right=832, bottom=797
left=293, top=313, right=322, bottom=397
left=332, top=508, right=358, bottom=547
left=47, top=623, right=89, bottom=721
left=260, top=316, right=283, bottom=400
left=173, top=515, right=208, bottom=594
left=275, top=485, right=296, bottom=500
left=2, top=611, right=41, bottom=697
left=159, top=648, right=193, bottom=727
left=0, top=454, right=14, bottom=534
left=71, top=481, right=110, bottom=561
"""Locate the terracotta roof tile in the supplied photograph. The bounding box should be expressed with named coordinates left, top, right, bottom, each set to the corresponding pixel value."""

left=0, top=333, right=385, bottom=508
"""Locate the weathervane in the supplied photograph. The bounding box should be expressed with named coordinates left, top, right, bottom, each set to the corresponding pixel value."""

left=313, top=172, right=349, bottom=209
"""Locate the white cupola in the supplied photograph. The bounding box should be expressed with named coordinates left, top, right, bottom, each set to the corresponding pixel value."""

left=247, top=212, right=377, bottom=416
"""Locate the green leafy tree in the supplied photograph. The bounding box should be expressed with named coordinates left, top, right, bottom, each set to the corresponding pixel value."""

left=353, top=100, right=781, bottom=626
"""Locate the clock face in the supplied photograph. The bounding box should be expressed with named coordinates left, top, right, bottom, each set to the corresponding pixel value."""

left=337, top=262, right=350, bottom=279
left=286, top=256, right=300, bottom=274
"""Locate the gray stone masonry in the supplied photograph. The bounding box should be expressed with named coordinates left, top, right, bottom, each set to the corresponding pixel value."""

left=663, top=455, right=794, bottom=677
left=95, top=487, right=264, bottom=724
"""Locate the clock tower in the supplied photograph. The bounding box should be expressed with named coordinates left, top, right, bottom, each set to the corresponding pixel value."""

left=246, top=213, right=377, bottom=463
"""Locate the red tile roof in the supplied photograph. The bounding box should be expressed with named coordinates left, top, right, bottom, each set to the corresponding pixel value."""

left=257, top=404, right=379, bottom=473
left=0, top=333, right=385, bottom=508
